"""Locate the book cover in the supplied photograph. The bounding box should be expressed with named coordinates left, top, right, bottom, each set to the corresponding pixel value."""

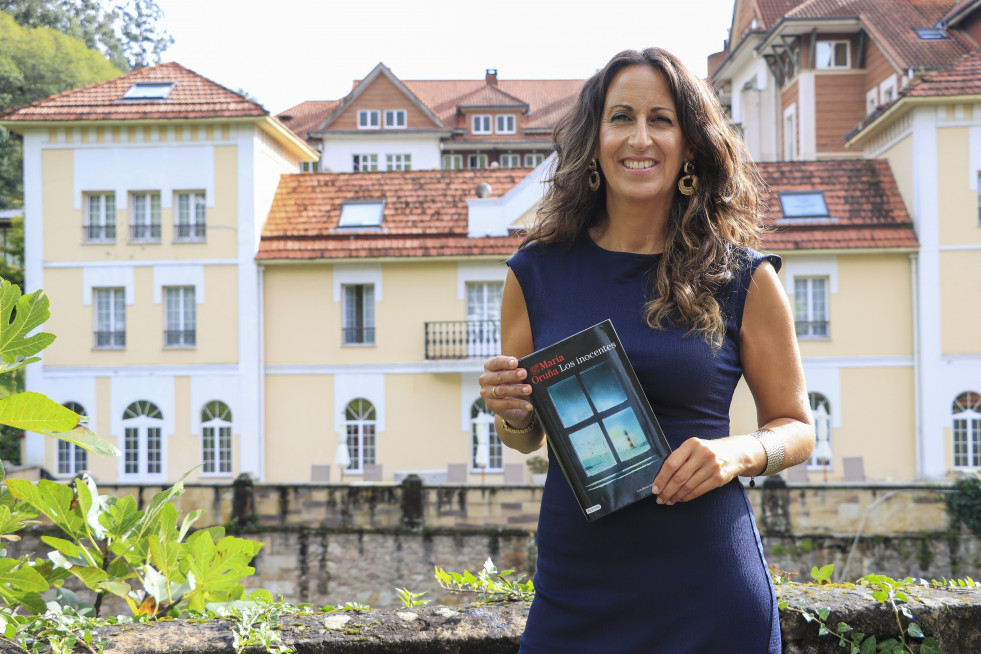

left=518, top=319, right=671, bottom=521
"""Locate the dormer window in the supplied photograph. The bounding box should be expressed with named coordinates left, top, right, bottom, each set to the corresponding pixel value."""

left=338, top=201, right=385, bottom=228
left=815, top=41, right=850, bottom=69
left=358, top=110, right=380, bottom=129
left=778, top=191, right=831, bottom=221
left=496, top=115, right=515, bottom=134
left=122, top=82, right=174, bottom=100
left=472, top=115, right=492, bottom=135
left=384, top=110, right=406, bottom=129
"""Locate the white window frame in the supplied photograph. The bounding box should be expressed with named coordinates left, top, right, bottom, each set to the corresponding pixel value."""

left=122, top=400, right=165, bottom=481
left=384, top=109, right=406, bottom=129
left=468, top=154, right=488, bottom=169
left=353, top=154, right=378, bottom=172
left=386, top=153, right=411, bottom=171
left=201, top=401, right=233, bottom=476
left=94, top=287, right=126, bottom=349
left=174, top=191, right=206, bottom=242
left=84, top=192, right=116, bottom=243
left=130, top=191, right=161, bottom=243
left=470, top=398, right=504, bottom=473
left=879, top=76, right=898, bottom=105
left=953, top=392, right=981, bottom=469
left=495, top=114, right=516, bottom=134
left=443, top=154, right=463, bottom=170
left=472, top=115, right=492, bottom=135
left=300, top=160, right=320, bottom=173
left=807, top=393, right=833, bottom=470
left=815, top=40, right=850, bottom=69
left=345, top=398, right=377, bottom=473
left=466, top=282, right=502, bottom=358
left=524, top=153, right=544, bottom=167
left=164, top=286, right=196, bottom=348
left=793, top=276, right=829, bottom=339
left=783, top=104, right=797, bottom=161
left=358, top=110, right=380, bottom=129
left=58, top=402, right=89, bottom=476
left=865, top=88, right=879, bottom=116
left=343, top=283, right=375, bottom=346
left=499, top=154, right=521, bottom=168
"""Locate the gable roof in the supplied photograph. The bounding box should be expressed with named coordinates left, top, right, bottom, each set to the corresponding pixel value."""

left=257, top=169, right=529, bottom=261
left=454, top=85, right=529, bottom=112
left=276, top=100, right=341, bottom=141
left=0, top=62, right=267, bottom=123
left=314, top=63, right=446, bottom=132
left=777, top=0, right=976, bottom=71
left=757, top=159, right=917, bottom=251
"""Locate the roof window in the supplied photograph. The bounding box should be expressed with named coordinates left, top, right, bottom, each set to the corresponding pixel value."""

left=338, top=201, right=385, bottom=228
left=122, top=82, right=175, bottom=100
left=913, top=27, right=948, bottom=40
left=778, top=191, right=830, bottom=220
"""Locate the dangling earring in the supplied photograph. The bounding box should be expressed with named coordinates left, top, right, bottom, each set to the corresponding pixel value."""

left=587, top=158, right=601, bottom=192
left=678, top=160, right=698, bottom=196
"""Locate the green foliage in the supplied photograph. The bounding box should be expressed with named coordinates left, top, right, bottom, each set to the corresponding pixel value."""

left=434, top=558, right=534, bottom=603
left=942, top=473, right=981, bottom=539
left=0, top=215, right=22, bottom=292
left=395, top=587, right=428, bottom=609
left=525, top=456, right=548, bottom=474
left=811, top=563, right=834, bottom=584
left=5, top=473, right=264, bottom=618
left=209, top=601, right=295, bottom=654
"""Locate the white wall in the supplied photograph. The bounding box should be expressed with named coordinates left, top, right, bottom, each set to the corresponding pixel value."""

left=320, top=134, right=442, bottom=172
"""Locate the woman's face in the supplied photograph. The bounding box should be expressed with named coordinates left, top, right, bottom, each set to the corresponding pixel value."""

left=594, top=64, right=691, bottom=210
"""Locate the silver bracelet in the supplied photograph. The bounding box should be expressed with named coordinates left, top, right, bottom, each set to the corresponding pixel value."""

left=753, top=428, right=785, bottom=477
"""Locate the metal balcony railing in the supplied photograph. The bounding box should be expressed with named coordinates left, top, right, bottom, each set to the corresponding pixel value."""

left=795, top=320, right=829, bottom=338
left=94, top=330, right=125, bottom=348
left=83, top=224, right=116, bottom=242
left=175, top=223, right=207, bottom=242
left=130, top=223, right=161, bottom=242
left=424, top=320, right=500, bottom=360
left=165, top=329, right=196, bottom=347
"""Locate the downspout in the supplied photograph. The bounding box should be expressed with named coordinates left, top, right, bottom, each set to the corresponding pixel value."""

left=257, top=264, right=266, bottom=481
left=910, top=252, right=922, bottom=480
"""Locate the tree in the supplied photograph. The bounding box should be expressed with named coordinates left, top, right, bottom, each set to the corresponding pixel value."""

left=117, top=0, right=173, bottom=70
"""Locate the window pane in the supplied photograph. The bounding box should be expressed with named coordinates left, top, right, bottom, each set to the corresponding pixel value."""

left=219, top=426, right=232, bottom=473
left=125, top=427, right=139, bottom=473
left=147, top=427, right=161, bottom=474
left=202, top=426, right=215, bottom=473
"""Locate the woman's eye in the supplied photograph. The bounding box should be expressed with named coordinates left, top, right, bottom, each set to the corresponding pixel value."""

left=652, top=115, right=673, bottom=125
left=610, top=113, right=630, bottom=122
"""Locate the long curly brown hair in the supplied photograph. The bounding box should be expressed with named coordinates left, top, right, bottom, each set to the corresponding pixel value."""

left=523, top=47, right=766, bottom=348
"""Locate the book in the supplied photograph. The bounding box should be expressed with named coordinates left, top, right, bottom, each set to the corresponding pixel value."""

left=518, top=319, right=671, bottom=521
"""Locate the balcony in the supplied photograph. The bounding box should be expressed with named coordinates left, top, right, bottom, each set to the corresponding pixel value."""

left=165, top=329, right=196, bottom=347
left=175, top=223, right=206, bottom=242
left=94, top=330, right=125, bottom=349
left=424, top=320, right=500, bottom=360
left=130, top=223, right=161, bottom=243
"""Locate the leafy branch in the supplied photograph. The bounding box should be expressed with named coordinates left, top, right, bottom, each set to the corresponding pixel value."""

left=434, top=558, right=534, bottom=603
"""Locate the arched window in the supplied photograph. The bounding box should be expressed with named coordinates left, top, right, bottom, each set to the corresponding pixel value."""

left=470, top=398, right=503, bottom=472
left=345, top=399, right=376, bottom=473
left=201, top=401, right=232, bottom=475
left=58, top=402, right=88, bottom=475
left=953, top=391, right=981, bottom=469
left=808, top=392, right=832, bottom=469
left=122, top=400, right=163, bottom=478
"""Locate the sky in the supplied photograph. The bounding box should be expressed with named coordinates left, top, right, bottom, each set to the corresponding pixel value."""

left=155, top=0, right=737, bottom=115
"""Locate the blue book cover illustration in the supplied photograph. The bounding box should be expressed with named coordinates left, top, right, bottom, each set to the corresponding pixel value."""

left=519, top=319, right=671, bottom=521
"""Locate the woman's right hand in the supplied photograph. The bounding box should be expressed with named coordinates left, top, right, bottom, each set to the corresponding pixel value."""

left=480, top=355, right=534, bottom=428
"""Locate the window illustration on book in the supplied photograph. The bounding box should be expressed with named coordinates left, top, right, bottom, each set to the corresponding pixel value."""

left=518, top=320, right=671, bottom=521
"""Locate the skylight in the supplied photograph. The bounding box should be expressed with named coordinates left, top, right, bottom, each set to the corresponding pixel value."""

left=338, top=201, right=385, bottom=228
left=123, top=82, right=175, bottom=100
left=914, top=27, right=948, bottom=40
left=778, top=191, right=830, bottom=220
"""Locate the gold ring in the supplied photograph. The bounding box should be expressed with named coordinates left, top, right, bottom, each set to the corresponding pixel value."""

left=492, top=385, right=501, bottom=399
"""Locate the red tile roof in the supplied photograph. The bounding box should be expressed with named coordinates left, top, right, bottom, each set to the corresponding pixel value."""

left=276, top=100, right=341, bottom=141
left=257, top=169, right=528, bottom=260
left=758, top=0, right=809, bottom=29
left=903, top=47, right=981, bottom=96
left=0, top=62, right=267, bottom=123
left=258, top=160, right=915, bottom=262
left=757, top=159, right=917, bottom=250
left=782, top=0, right=976, bottom=70
left=276, top=76, right=582, bottom=139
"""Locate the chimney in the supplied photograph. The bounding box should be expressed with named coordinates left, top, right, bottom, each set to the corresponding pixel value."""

left=485, top=69, right=498, bottom=86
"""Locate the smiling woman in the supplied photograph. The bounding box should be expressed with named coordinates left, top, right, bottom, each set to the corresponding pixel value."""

left=478, top=47, right=814, bottom=654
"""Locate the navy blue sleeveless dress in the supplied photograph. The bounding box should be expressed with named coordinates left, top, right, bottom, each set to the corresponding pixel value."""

left=508, top=235, right=782, bottom=654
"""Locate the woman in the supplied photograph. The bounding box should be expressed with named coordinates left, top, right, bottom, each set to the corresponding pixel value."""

left=479, top=48, right=814, bottom=653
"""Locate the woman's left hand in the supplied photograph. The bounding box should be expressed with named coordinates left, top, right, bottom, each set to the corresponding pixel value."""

left=650, top=435, right=761, bottom=505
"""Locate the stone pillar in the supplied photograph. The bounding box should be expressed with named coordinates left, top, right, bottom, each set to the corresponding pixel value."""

left=401, top=474, right=424, bottom=530
left=761, top=476, right=790, bottom=535
left=232, top=473, right=255, bottom=528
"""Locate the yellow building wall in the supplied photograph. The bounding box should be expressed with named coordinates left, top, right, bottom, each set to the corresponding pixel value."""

left=879, top=134, right=913, bottom=217
left=786, top=254, right=913, bottom=359
left=263, top=261, right=470, bottom=366
left=264, top=374, right=335, bottom=482
left=42, top=264, right=239, bottom=366
left=41, top=141, right=239, bottom=263
left=940, top=250, right=981, bottom=354
left=731, top=366, right=915, bottom=481
left=937, top=126, right=981, bottom=247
